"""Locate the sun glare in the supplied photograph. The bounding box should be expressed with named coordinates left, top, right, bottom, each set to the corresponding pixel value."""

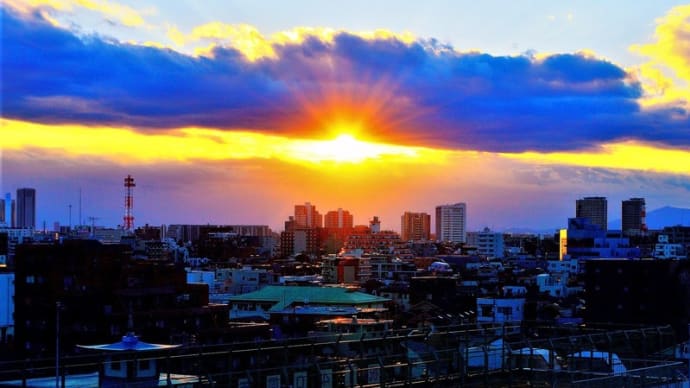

left=288, top=132, right=419, bottom=163
left=0, top=118, right=436, bottom=166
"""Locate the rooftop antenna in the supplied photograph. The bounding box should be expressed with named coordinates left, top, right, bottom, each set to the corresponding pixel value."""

left=79, top=188, right=82, bottom=227
left=88, top=216, right=99, bottom=237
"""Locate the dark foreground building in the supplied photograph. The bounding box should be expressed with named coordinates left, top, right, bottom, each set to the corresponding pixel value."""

left=585, top=258, right=690, bottom=341
left=14, top=240, right=230, bottom=358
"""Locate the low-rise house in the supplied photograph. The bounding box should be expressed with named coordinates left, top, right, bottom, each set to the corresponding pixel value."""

left=227, top=285, right=390, bottom=337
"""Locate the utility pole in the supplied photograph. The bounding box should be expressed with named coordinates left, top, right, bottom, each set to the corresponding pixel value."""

left=55, top=301, right=61, bottom=388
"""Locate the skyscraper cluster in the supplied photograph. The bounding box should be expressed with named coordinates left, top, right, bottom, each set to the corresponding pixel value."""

left=574, top=196, right=647, bottom=234
left=1, top=189, right=35, bottom=229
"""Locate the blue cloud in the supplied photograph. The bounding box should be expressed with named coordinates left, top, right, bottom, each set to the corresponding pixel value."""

left=2, top=6, right=689, bottom=152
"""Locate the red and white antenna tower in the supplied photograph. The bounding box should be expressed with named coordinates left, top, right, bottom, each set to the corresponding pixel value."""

left=123, top=175, right=135, bottom=231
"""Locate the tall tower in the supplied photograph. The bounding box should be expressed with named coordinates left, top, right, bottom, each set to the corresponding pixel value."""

left=622, top=198, right=646, bottom=236
left=294, top=202, right=322, bottom=228
left=436, top=203, right=467, bottom=243
left=401, top=211, right=431, bottom=241
left=123, top=175, right=135, bottom=231
left=16, top=188, right=36, bottom=229
left=325, top=208, right=354, bottom=230
left=576, top=196, right=607, bottom=231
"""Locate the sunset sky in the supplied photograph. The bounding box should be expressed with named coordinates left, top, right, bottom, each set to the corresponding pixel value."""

left=2, top=0, right=690, bottom=232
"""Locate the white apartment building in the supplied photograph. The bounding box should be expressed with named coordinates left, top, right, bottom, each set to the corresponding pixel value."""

left=654, top=235, right=686, bottom=259
left=467, top=227, right=504, bottom=258
left=476, top=286, right=526, bottom=324
left=435, top=203, right=467, bottom=243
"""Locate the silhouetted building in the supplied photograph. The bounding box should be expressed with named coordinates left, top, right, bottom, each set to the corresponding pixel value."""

left=14, top=240, right=229, bottom=358
left=661, top=226, right=690, bottom=246
left=322, top=209, right=354, bottom=254
left=280, top=217, right=320, bottom=257
left=409, top=276, right=462, bottom=313
left=622, top=198, right=646, bottom=236
left=196, top=225, right=272, bottom=260
left=562, top=218, right=639, bottom=259
left=165, top=224, right=202, bottom=244
left=16, top=188, right=36, bottom=229
left=585, top=259, right=690, bottom=341
left=576, top=196, right=607, bottom=231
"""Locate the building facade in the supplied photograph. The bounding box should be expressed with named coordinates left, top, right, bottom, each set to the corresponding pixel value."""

left=14, top=240, right=230, bottom=357
left=621, top=197, right=646, bottom=236
left=16, top=188, right=36, bottom=229
left=585, top=259, right=690, bottom=341
left=324, top=208, right=354, bottom=229
left=294, top=202, right=322, bottom=228
left=435, top=203, right=467, bottom=243
left=0, top=272, right=14, bottom=345
left=401, top=212, right=431, bottom=241
left=1, top=193, right=14, bottom=228
left=575, top=196, right=607, bottom=231
left=466, top=227, right=504, bottom=258
left=562, top=217, right=639, bottom=260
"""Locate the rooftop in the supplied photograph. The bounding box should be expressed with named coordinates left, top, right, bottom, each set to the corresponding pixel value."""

left=227, top=285, right=390, bottom=311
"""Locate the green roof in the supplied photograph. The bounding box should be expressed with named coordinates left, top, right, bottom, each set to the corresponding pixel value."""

left=227, top=285, right=390, bottom=311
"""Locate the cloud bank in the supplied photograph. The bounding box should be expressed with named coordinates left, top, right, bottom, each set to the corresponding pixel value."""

left=2, top=4, right=689, bottom=152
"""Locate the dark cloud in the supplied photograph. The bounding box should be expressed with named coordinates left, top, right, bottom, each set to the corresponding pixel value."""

left=2, top=6, right=689, bottom=152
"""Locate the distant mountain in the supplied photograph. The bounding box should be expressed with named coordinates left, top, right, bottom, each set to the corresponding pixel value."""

left=608, top=206, right=690, bottom=230
left=500, top=227, right=560, bottom=235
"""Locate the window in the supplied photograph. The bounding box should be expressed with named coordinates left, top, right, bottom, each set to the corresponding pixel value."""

left=139, top=360, right=150, bottom=370
left=111, top=361, right=121, bottom=370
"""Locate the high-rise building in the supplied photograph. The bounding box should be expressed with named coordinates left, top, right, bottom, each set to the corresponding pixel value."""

left=16, top=188, right=36, bottom=229
left=622, top=198, right=646, bottom=236
left=324, top=208, right=354, bottom=230
left=2, top=193, right=14, bottom=228
left=576, top=196, right=607, bottom=231
left=294, top=202, right=322, bottom=228
left=435, top=203, right=467, bottom=243
left=401, top=211, right=431, bottom=241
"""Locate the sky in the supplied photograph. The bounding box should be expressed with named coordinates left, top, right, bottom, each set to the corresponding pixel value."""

left=2, top=0, right=690, bottom=233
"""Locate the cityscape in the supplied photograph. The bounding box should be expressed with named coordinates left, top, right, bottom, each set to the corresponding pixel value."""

left=3, top=0, right=690, bottom=387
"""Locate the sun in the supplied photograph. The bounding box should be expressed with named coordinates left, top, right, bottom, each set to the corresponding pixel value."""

left=286, top=131, right=420, bottom=164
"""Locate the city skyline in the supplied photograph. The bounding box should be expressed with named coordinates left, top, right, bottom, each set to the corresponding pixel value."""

left=1, top=185, right=684, bottom=235
left=3, top=1, right=690, bottom=232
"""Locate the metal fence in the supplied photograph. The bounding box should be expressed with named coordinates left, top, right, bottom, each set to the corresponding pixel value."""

left=0, top=323, right=685, bottom=387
